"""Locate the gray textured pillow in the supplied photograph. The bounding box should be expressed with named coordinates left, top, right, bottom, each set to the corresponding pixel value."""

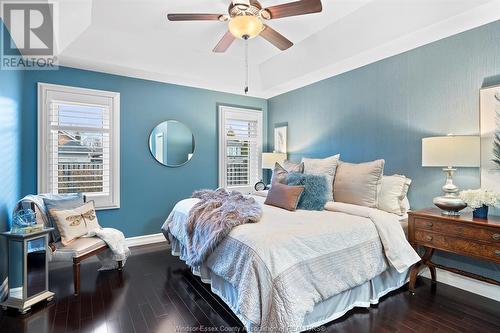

left=333, top=159, right=385, bottom=207
left=271, top=163, right=288, bottom=184
left=301, top=154, right=340, bottom=201
left=283, top=160, right=304, bottom=173
left=270, top=161, right=304, bottom=184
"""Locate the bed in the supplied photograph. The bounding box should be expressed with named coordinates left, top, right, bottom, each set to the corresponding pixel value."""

left=161, top=194, right=419, bottom=332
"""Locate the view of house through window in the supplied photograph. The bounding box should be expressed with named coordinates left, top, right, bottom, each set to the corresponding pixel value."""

left=219, top=106, right=262, bottom=193
left=53, top=103, right=110, bottom=194
left=38, top=83, right=120, bottom=209
left=225, top=119, right=256, bottom=187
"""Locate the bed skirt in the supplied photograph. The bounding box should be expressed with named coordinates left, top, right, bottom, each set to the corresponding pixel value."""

left=168, top=234, right=410, bottom=332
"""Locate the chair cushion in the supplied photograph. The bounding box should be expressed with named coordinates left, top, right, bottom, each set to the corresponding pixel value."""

left=49, top=201, right=101, bottom=246
left=50, top=237, right=107, bottom=262
left=43, top=193, right=85, bottom=243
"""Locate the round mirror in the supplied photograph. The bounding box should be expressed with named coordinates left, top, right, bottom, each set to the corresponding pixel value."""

left=149, top=120, right=195, bottom=167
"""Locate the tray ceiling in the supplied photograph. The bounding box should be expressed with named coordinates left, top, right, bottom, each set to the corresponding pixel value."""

left=3, top=0, right=500, bottom=98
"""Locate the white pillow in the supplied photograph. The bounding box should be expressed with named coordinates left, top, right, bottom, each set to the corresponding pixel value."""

left=333, top=159, right=385, bottom=207
left=378, top=175, right=412, bottom=215
left=49, top=201, right=101, bottom=245
left=301, top=154, right=340, bottom=201
left=402, top=196, right=411, bottom=211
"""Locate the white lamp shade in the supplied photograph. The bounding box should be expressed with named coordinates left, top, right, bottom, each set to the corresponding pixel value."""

left=422, top=136, right=480, bottom=167
left=262, top=152, right=286, bottom=169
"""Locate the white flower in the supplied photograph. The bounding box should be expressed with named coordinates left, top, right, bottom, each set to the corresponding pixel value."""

left=459, top=189, right=500, bottom=209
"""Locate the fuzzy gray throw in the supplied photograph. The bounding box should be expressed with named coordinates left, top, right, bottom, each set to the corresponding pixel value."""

left=186, top=188, right=262, bottom=266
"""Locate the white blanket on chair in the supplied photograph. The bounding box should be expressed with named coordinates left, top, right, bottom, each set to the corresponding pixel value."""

left=86, top=228, right=131, bottom=271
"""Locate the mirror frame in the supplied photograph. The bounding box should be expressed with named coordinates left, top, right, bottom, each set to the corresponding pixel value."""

left=148, top=120, right=195, bottom=168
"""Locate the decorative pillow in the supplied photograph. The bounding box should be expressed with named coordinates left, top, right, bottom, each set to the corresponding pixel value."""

left=378, top=175, right=412, bottom=215
left=270, top=161, right=304, bottom=184
left=301, top=154, right=340, bottom=201
left=287, top=172, right=329, bottom=211
left=43, top=193, right=85, bottom=242
left=49, top=201, right=101, bottom=245
left=271, top=163, right=289, bottom=185
left=283, top=160, right=304, bottom=173
left=264, top=182, right=305, bottom=211
left=333, top=159, right=385, bottom=208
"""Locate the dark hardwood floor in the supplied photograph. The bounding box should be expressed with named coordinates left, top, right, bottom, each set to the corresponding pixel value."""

left=1, top=242, right=499, bottom=333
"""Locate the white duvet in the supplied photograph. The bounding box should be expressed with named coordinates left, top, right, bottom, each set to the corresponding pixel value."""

left=163, top=196, right=420, bottom=332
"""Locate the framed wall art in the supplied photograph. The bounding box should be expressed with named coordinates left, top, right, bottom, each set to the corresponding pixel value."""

left=479, top=84, right=500, bottom=192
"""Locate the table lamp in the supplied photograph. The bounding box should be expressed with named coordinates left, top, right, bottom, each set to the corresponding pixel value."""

left=422, top=135, right=480, bottom=215
left=262, top=152, right=287, bottom=169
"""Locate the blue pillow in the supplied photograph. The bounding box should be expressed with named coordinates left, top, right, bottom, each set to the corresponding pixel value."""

left=287, top=173, right=328, bottom=211
left=43, top=193, right=84, bottom=243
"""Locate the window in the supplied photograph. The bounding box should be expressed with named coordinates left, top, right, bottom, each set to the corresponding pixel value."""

left=219, top=106, right=263, bottom=193
left=38, top=83, right=120, bottom=209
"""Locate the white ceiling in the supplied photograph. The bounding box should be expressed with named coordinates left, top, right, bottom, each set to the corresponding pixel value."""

left=5, top=0, right=500, bottom=98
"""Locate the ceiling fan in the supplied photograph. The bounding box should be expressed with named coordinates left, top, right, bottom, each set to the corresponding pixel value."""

left=167, top=0, right=323, bottom=52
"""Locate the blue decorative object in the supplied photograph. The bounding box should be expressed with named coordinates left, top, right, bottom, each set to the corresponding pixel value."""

left=12, top=209, right=36, bottom=229
left=473, top=205, right=489, bottom=219
left=287, top=172, right=328, bottom=211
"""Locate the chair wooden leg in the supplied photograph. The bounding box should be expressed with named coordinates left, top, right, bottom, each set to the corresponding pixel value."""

left=73, top=261, right=81, bottom=296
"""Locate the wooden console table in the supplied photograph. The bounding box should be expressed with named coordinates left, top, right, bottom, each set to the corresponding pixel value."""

left=407, top=208, right=500, bottom=294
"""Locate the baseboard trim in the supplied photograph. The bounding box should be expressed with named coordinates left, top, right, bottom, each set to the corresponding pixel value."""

left=421, top=268, right=500, bottom=302
left=1, top=278, right=8, bottom=302
left=125, top=233, right=166, bottom=247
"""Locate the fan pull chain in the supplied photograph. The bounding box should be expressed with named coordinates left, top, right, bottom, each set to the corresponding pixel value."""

left=244, top=35, right=249, bottom=94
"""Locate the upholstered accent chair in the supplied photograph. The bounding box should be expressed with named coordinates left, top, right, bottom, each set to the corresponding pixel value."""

left=29, top=195, right=122, bottom=296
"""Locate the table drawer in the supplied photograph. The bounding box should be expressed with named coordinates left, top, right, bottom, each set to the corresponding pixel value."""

left=415, top=230, right=500, bottom=263
left=414, top=217, right=500, bottom=243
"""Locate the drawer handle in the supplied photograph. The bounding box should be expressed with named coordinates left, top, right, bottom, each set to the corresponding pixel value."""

left=426, top=222, right=433, bottom=228
left=425, top=235, right=433, bottom=242
left=492, top=234, right=500, bottom=241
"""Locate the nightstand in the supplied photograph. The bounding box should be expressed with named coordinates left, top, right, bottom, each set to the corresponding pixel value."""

left=407, top=208, right=500, bottom=294
left=1, top=228, right=55, bottom=314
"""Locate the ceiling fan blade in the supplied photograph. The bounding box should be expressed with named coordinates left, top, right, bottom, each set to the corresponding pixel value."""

left=167, top=13, right=224, bottom=21
left=263, top=0, right=322, bottom=19
left=213, top=31, right=236, bottom=53
left=260, top=25, right=293, bottom=50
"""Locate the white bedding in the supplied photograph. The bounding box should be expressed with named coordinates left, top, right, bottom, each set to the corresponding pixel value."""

left=163, top=195, right=419, bottom=332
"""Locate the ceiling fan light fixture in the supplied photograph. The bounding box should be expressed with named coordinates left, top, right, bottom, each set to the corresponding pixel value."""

left=228, top=15, right=263, bottom=39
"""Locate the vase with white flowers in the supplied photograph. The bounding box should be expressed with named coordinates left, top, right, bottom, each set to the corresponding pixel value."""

left=459, top=189, right=500, bottom=219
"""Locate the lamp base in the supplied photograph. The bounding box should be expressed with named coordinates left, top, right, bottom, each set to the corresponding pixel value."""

left=433, top=195, right=467, bottom=216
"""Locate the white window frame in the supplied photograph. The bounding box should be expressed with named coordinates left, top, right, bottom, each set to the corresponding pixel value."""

left=38, top=83, right=120, bottom=210
left=218, top=105, right=263, bottom=193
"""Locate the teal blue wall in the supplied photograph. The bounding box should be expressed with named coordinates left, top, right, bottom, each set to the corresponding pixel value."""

left=0, top=20, right=22, bottom=290
left=20, top=67, right=267, bottom=238
left=268, top=21, right=500, bottom=279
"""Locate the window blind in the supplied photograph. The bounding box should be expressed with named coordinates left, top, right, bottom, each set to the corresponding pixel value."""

left=48, top=102, right=111, bottom=195
left=219, top=106, right=262, bottom=191
left=225, top=119, right=260, bottom=187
